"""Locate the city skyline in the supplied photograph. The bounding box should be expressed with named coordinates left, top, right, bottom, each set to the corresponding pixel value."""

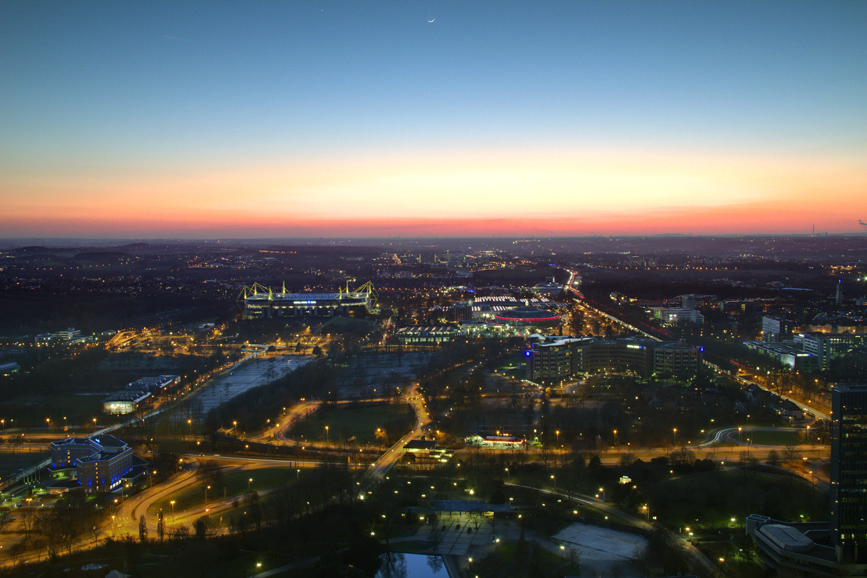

left=2, top=1, right=866, bottom=239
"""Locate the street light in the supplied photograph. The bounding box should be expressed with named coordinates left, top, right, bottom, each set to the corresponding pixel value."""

left=248, top=478, right=253, bottom=491
left=170, top=500, right=175, bottom=525
left=325, top=425, right=329, bottom=443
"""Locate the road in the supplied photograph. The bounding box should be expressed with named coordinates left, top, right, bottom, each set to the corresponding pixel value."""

left=731, top=373, right=830, bottom=421
left=259, top=400, right=321, bottom=443
left=361, top=382, right=431, bottom=486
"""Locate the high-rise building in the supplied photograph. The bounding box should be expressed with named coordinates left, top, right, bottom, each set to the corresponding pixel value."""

left=831, top=385, right=867, bottom=564
left=762, top=316, right=794, bottom=342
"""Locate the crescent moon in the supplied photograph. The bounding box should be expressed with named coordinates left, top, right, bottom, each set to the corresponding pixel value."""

left=428, top=18, right=435, bottom=23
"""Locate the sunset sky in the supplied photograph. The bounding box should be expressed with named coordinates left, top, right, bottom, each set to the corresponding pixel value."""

left=2, top=1, right=866, bottom=238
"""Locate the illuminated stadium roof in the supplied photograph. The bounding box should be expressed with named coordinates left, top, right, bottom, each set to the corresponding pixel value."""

left=494, top=306, right=560, bottom=325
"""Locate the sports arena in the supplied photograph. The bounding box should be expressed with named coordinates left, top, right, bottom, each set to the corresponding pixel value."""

left=240, top=282, right=375, bottom=319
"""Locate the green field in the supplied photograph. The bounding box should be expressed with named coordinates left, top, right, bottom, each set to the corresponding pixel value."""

left=43, top=393, right=106, bottom=422
left=649, top=469, right=827, bottom=527
left=289, top=403, right=412, bottom=445
left=480, top=541, right=572, bottom=578
left=149, top=466, right=302, bottom=516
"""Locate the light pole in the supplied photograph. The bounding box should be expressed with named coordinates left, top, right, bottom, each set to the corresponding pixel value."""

left=673, top=428, right=677, bottom=447
left=248, top=478, right=253, bottom=491
left=170, top=500, right=175, bottom=525
left=325, top=425, right=329, bottom=443
left=556, top=430, right=560, bottom=448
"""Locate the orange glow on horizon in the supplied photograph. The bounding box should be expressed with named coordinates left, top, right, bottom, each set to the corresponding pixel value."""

left=3, top=146, right=866, bottom=237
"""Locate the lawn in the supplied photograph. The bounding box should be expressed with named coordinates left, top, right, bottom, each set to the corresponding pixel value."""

left=43, top=393, right=106, bottom=423
left=148, top=466, right=303, bottom=516
left=288, top=403, right=413, bottom=445
left=477, top=541, right=572, bottom=578
left=647, top=469, right=828, bottom=528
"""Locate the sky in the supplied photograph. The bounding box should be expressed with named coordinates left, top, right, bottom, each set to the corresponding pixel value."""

left=2, top=1, right=866, bottom=239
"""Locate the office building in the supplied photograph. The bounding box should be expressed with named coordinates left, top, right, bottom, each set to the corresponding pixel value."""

left=763, top=316, right=795, bottom=342
left=526, top=337, right=700, bottom=382
left=50, top=435, right=137, bottom=492
left=831, top=385, right=867, bottom=564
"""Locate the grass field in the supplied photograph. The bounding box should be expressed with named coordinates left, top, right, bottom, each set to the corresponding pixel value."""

left=482, top=541, right=571, bottom=578
left=148, top=466, right=303, bottom=516
left=288, top=403, right=412, bottom=445
left=43, top=393, right=106, bottom=422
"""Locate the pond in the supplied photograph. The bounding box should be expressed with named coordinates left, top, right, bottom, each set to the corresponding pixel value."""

left=376, top=552, right=450, bottom=578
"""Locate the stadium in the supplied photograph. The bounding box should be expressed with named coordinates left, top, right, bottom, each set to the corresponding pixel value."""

left=240, top=282, right=376, bottom=319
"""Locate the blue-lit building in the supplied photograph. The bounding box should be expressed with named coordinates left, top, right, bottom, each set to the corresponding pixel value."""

left=50, top=435, right=135, bottom=492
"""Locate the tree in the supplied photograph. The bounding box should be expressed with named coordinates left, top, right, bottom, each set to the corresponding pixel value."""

left=467, top=510, right=484, bottom=532
left=139, top=515, right=148, bottom=543
left=194, top=517, right=208, bottom=539
left=427, top=523, right=444, bottom=553
left=767, top=449, right=780, bottom=468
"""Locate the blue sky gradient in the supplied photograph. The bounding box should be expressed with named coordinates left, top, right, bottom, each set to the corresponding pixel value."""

left=2, top=1, right=866, bottom=237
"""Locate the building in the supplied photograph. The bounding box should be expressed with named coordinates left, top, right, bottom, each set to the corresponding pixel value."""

left=242, top=282, right=373, bottom=319
left=648, top=307, right=704, bottom=325
left=128, top=374, right=180, bottom=391
left=652, top=341, right=701, bottom=375
left=746, top=515, right=846, bottom=577
left=526, top=337, right=700, bottom=381
left=531, top=278, right=563, bottom=298
left=763, top=316, right=795, bottom=342
left=799, top=333, right=867, bottom=371
left=50, top=435, right=137, bottom=492
left=525, top=337, right=593, bottom=382
left=493, top=306, right=560, bottom=327
left=465, top=435, right=526, bottom=450
left=744, top=385, right=867, bottom=576
left=55, top=328, right=81, bottom=341
left=469, top=296, right=559, bottom=322
left=744, top=341, right=818, bottom=371
left=831, top=385, right=867, bottom=564
left=394, top=325, right=462, bottom=345
left=102, top=389, right=151, bottom=415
